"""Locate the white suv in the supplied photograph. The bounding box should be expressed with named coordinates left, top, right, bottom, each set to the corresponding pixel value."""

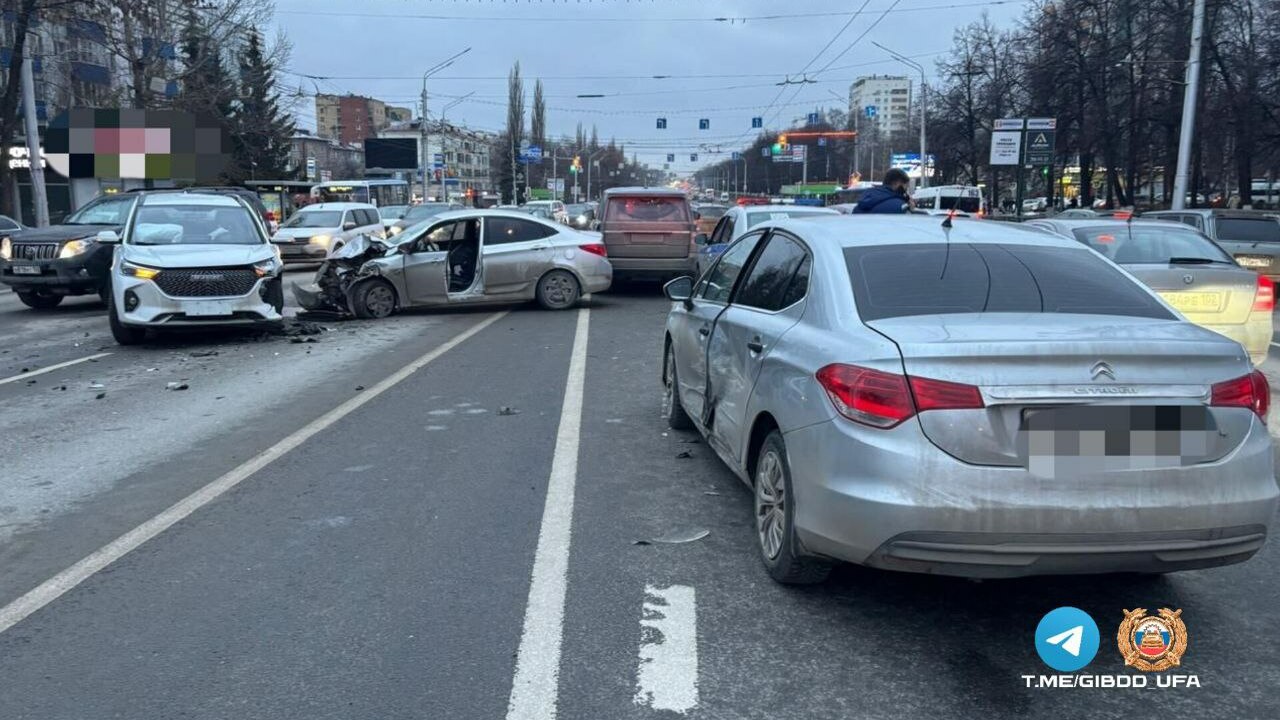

left=270, top=202, right=384, bottom=261
left=102, top=191, right=284, bottom=345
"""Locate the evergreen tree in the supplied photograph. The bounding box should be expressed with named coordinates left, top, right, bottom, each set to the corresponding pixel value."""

left=175, top=10, right=235, bottom=181
left=234, top=29, right=296, bottom=180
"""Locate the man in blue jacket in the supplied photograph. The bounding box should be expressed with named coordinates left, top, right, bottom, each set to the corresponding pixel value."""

left=853, top=168, right=912, bottom=214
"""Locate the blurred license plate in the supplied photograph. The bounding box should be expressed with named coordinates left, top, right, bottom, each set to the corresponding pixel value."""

left=1235, top=255, right=1271, bottom=269
left=11, top=264, right=40, bottom=275
left=184, top=301, right=233, bottom=317
left=1159, top=291, right=1224, bottom=312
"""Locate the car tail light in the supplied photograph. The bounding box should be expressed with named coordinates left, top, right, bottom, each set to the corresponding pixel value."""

left=579, top=243, right=607, bottom=257
left=1211, top=370, right=1269, bottom=420
left=815, top=364, right=984, bottom=428
left=1252, top=275, right=1274, bottom=312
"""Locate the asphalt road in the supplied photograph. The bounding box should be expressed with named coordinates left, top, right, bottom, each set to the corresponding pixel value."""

left=1, top=281, right=1278, bottom=719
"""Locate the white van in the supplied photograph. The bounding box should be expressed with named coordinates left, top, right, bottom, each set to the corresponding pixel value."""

left=269, top=202, right=384, bottom=261
left=912, top=185, right=985, bottom=215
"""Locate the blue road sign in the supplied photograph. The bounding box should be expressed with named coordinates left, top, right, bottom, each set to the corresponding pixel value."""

left=731, top=151, right=741, bottom=160
left=761, top=147, right=770, bottom=157
left=667, top=153, right=675, bottom=162
left=865, top=105, right=877, bottom=119
left=699, top=119, right=710, bottom=130
left=526, top=145, right=542, bottom=161
left=817, top=137, right=827, bottom=147
left=807, top=112, right=820, bottom=125
left=751, top=116, right=763, bottom=128
left=656, top=118, right=667, bottom=129
left=691, top=153, right=698, bottom=162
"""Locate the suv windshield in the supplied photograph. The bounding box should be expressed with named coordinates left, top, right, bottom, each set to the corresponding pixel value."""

left=1217, top=217, right=1280, bottom=243
left=283, top=210, right=342, bottom=228
left=1070, top=225, right=1232, bottom=264
left=130, top=204, right=263, bottom=245
left=65, top=196, right=136, bottom=225
left=845, top=243, right=1174, bottom=321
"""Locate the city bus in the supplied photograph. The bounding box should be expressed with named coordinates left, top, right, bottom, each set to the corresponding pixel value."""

left=912, top=184, right=986, bottom=215
left=245, top=180, right=314, bottom=229
left=310, top=179, right=410, bottom=208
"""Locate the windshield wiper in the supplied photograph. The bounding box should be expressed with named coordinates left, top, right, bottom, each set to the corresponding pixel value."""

left=1168, top=257, right=1230, bottom=265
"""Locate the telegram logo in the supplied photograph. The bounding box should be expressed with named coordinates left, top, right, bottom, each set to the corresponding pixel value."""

left=1035, top=607, right=1100, bottom=672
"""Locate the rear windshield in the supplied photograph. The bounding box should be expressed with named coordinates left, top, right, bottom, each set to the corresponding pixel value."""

left=1070, top=225, right=1232, bottom=264
left=745, top=209, right=832, bottom=228
left=606, top=196, right=689, bottom=222
left=1217, top=217, right=1280, bottom=243
left=845, top=243, right=1175, bottom=322
left=283, top=210, right=341, bottom=228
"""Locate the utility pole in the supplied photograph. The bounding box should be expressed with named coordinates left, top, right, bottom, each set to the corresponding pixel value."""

left=872, top=41, right=928, bottom=188
left=21, top=37, right=48, bottom=227
left=420, top=48, right=471, bottom=202
left=1171, top=0, right=1206, bottom=211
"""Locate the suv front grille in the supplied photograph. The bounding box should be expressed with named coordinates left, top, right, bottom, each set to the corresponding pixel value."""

left=13, top=243, right=59, bottom=260
left=154, top=267, right=258, bottom=297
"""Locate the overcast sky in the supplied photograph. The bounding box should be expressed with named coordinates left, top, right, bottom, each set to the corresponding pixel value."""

left=269, top=0, right=1026, bottom=173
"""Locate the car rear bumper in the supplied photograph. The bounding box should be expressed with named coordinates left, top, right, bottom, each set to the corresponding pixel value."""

left=783, top=416, right=1279, bottom=577
left=606, top=256, right=695, bottom=277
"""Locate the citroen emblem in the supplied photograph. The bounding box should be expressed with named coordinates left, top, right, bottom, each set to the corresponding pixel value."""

left=1091, top=361, right=1115, bottom=381
left=1182, top=274, right=1195, bottom=285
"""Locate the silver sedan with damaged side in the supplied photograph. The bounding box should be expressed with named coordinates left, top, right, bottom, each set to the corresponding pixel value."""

left=293, top=209, right=611, bottom=317
left=661, top=214, right=1277, bottom=584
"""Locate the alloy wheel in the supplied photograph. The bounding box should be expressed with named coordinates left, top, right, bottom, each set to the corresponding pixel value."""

left=755, top=449, right=786, bottom=560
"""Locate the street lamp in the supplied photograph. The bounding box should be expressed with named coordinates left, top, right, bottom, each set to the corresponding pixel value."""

left=585, top=148, right=608, bottom=202
left=438, top=92, right=473, bottom=201
left=421, top=47, right=472, bottom=200
left=872, top=41, right=928, bottom=188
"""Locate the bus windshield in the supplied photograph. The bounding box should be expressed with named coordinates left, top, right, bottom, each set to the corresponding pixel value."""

left=314, top=185, right=369, bottom=204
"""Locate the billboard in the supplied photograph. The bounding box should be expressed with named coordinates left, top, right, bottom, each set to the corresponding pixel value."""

left=363, top=138, right=418, bottom=170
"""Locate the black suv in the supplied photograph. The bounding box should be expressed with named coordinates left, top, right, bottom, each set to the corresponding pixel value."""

left=1, top=187, right=273, bottom=310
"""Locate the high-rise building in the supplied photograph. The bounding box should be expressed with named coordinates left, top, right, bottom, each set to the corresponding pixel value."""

left=314, top=94, right=393, bottom=145
left=848, top=76, right=912, bottom=137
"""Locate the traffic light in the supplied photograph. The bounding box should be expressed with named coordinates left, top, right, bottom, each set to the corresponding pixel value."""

left=570, top=155, right=581, bottom=174
left=772, top=135, right=789, bottom=155
left=1041, top=166, right=1050, bottom=177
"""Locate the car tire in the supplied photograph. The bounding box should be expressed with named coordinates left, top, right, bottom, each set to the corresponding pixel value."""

left=351, top=279, right=396, bottom=319
left=662, top=342, right=694, bottom=430
left=755, top=430, right=832, bottom=585
left=16, top=291, right=63, bottom=310
left=535, top=269, right=581, bottom=310
left=107, top=293, right=146, bottom=345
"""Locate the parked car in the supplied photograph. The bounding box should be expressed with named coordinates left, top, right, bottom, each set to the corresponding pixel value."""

left=599, top=187, right=697, bottom=281
left=388, top=202, right=463, bottom=235
left=378, top=204, right=410, bottom=230
left=661, top=214, right=1276, bottom=584
left=1, top=192, right=139, bottom=308
left=1027, top=218, right=1273, bottom=365
left=293, top=208, right=611, bottom=317
left=1143, top=208, right=1280, bottom=282
left=695, top=204, right=838, bottom=277
left=270, top=202, right=383, bottom=262
left=103, top=191, right=284, bottom=344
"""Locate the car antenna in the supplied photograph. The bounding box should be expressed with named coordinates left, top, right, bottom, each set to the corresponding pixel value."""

left=939, top=209, right=955, bottom=279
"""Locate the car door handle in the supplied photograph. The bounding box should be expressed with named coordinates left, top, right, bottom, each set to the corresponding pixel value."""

left=698, top=327, right=710, bottom=337
left=747, top=339, right=764, bottom=353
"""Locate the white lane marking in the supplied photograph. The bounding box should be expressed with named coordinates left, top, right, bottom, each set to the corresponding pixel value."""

left=1271, top=342, right=1280, bottom=350
left=506, top=307, right=590, bottom=720
left=0, top=312, right=507, bottom=635
left=634, top=584, right=700, bottom=714
left=0, top=352, right=112, bottom=386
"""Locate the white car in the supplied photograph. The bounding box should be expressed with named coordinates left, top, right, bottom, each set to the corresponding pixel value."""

left=269, top=202, right=384, bottom=262
left=101, top=191, right=284, bottom=345
left=695, top=204, right=839, bottom=276
left=524, top=200, right=568, bottom=224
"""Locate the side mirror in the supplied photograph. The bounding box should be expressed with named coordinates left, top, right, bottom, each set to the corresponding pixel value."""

left=663, top=275, right=694, bottom=305
left=96, top=230, right=121, bottom=244
left=694, top=233, right=709, bottom=245
left=343, top=221, right=357, bottom=231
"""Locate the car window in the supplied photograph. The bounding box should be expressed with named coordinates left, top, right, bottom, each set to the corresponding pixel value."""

left=845, top=243, right=1175, bottom=322
left=486, top=217, right=555, bottom=245
left=710, top=215, right=735, bottom=245
left=1070, top=225, right=1232, bottom=264
left=1178, top=214, right=1203, bottom=229
left=734, top=234, right=810, bottom=311
left=744, top=209, right=834, bottom=228
left=606, top=196, right=689, bottom=222
left=697, top=205, right=728, bottom=220
left=66, top=196, right=135, bottom=225
left=1217, top=217, right=1280, bottom=243
left=130, top=204, right=262, bottom=245
left=283, top=210, right=341, bottom=228
left=781, top=255, right=811, bottom=308
left=0, top=215, right=20, bottom=230
left=699, top=232, right=765, bottom=303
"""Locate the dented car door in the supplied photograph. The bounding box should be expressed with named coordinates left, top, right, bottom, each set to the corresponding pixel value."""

left=481, top=216, right=557, bottom=297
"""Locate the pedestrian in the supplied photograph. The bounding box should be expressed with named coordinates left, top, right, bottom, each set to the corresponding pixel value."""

left=852, top=168, right=912, bottom=214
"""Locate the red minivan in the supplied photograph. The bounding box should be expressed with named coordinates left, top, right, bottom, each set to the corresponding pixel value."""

left=600, top=187, right=697, bottom=280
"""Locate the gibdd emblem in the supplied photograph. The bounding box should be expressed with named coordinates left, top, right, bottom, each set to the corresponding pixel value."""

left=1117, top=608, right=1188, bottom=671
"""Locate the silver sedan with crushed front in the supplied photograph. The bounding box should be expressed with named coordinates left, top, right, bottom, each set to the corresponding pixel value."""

left=661, top=214, right=1278, bottom=584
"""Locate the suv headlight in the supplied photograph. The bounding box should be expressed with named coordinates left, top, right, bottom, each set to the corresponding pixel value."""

left=121, top=261, right=161, bottom=280
left=0, top=236, right=10, bottom=260
left=308, top=234, right=331, bottom=246
left=253, top=258, right=282, bottom=278
left=58, top=238, right=94, bottom=259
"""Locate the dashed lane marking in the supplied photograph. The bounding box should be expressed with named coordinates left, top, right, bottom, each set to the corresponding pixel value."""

left=0, top=352, right=112, bottom=386
left=505, top=307, right=590, bottom=720
left=635, top=584, right=700, bottom=714
left=0, top=312, right=507, bottom=635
